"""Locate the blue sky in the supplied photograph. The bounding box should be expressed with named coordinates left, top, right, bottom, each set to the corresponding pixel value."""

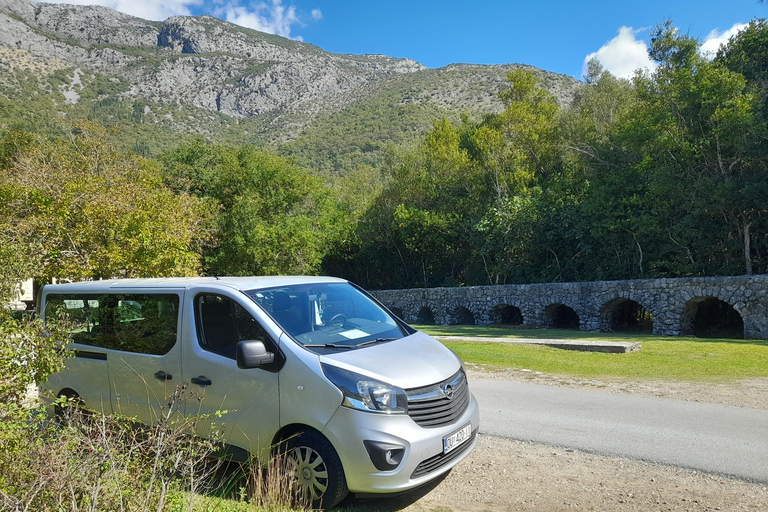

left=32, top=0, right=765, bottom=79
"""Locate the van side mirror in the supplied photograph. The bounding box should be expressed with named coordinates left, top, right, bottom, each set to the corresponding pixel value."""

left=236, top=340, right=275, bottom=369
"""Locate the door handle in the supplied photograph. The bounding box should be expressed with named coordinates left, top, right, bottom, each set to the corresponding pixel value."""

left=153, top=371, right=172, bottom=381
left=191, top=376, right=212, bottom=387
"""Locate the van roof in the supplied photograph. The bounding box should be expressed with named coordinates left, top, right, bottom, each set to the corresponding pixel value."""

left=41, top=276, right=347, bottom=293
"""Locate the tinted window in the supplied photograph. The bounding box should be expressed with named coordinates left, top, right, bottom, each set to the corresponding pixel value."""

left=195, top=294, right=273, bottom=359
left=244, top=282, right=404, bottom=350
left=45, top=293, right=179, bottom=355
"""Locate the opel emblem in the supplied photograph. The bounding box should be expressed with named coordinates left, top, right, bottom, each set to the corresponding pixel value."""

left=443, top=384, right=454, bottom=399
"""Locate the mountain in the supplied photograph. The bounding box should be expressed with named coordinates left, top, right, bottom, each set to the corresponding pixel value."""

left=0, top=0, right=581, bottom=173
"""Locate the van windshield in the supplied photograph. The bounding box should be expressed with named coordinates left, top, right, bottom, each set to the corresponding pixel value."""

left=243, top=283, right=404, bottom=350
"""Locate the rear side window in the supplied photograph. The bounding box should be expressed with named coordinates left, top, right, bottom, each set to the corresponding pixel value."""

left=45, top=293, right=180, bottom=355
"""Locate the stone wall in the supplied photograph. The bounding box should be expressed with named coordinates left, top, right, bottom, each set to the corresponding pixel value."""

left=370, top=275, right=768, bottom=339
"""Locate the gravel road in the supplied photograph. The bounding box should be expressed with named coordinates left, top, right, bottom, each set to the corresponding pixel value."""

left=340, top=365, right=768, bottom=511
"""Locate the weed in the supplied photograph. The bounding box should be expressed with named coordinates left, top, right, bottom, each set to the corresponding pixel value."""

left=0, top=387, right=309, bottom=511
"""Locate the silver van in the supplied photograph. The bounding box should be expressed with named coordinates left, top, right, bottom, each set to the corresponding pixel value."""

left=39, top=276, right=479, bottom=508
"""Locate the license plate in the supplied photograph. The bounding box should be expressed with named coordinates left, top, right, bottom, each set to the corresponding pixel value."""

left=443, top=423, right=472, bottom=454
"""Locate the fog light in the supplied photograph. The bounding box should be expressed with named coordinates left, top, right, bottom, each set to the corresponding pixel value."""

left=364, top=441, right=405, bottom=471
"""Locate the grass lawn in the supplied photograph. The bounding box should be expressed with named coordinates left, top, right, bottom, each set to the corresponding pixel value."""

left=413, top=324, right=768, bottom=383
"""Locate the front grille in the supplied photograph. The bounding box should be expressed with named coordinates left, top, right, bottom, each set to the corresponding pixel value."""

left=406, top=370, right=470, bottom=428
left=411, top=429, right=477, bottom=479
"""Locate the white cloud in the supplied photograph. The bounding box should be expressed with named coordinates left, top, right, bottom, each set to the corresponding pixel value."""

left=216, top=0, right=301, bottom=39
left=31, top=0, right=202, bottom=21
left=700, top=23, right=749, bottom=59
left=31, top=0, right=317, bottom=40
left=583, top=26, right=657, bottom=80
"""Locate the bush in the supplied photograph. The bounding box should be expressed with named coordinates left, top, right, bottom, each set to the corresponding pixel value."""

left=0, top=309, right=69, bottom=414
left=0, top=298, right=306, bottom=510
left=0, top=385, right=216, bottom=511
left=0, top=385, right=310, bottom=512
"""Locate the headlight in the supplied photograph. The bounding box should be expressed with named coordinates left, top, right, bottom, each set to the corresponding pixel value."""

left=322, top=364, right=407, bottom=414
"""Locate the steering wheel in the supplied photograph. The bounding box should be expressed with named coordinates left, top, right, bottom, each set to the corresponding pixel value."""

left=327, top=313, right=346, bottom=327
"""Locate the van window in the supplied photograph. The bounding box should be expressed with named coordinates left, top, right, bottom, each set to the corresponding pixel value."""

left=244, top=282, right=404, bottom=350
left=195, top=294, right=273, bottom=358
left=45, top=293, right=179, bottom=355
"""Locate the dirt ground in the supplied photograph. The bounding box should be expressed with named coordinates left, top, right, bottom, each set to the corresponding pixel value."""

left=341, top=365, right=768, bottom=512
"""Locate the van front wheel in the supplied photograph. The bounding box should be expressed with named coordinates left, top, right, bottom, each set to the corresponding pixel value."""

left=285, top=429, right=348, bottom=509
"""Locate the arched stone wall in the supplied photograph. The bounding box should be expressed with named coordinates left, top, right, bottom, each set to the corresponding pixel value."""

left=490, top=304, right=523, bottom=325
left=600, top=298, right=653, bottom=333
left=545, top=303, right=580, bottom=329
left=416, top=306, right=435, bottom=324
left=680, top=297, right=744, bottom=338
left=371, top=275, right=768, bottom=340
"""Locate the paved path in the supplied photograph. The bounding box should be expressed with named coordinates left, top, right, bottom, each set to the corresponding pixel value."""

left=437, top=335, right=641, bottom=353
left=472, top=379, right=768, bottom=483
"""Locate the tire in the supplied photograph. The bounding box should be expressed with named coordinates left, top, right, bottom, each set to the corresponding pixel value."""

left=54, top=390, right=86, bottom=424
left=285, top=429, right=348, bottom=510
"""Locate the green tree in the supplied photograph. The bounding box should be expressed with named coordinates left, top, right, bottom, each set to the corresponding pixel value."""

left=716, top=19, right=768, bottom=86
left=635, top=22, right=768, bottom=275
left=562, top=22, right=768, bottom=280
left=0, top=148, right=68, bottom=413
left=0, top=124, right=214, bottom=281
left=347, top=119, right=484, bottom=288
left=338, top=23, right=768, bottom=287
left=464, top=69, right=567, bottom=283
left=161, top=141, right=344, bottom=276
left=562, top=60, right=638, bottom=166
left=558, top=62, right=656, bottom=280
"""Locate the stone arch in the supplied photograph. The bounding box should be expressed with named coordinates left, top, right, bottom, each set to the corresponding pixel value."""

left=545, top=303, right=580, bottom=329
left=681, top=296, right=744, bottom=338
left=601, top=298, right=653, bottom=333
left=416, top=306, right=435, bottom=325
left=389, top=306, right=404, bottom=320
left=490, top=304, right=524, bottom=325
left=449, top=306, right=476, bottom=325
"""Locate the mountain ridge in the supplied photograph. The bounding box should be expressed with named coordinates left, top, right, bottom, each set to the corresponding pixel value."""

left=0, top=0, right=581, bottom=172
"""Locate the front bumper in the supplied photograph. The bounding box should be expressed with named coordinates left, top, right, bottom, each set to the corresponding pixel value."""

left=321, top=391, right=480, bottom=494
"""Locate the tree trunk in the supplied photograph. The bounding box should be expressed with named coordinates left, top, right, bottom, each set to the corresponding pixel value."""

left=743, top=220, right=753, bottom=276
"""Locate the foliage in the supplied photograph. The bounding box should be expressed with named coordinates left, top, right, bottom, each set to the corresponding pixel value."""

left=629, top=22, right=768, bottom=276
left=0, top=386, right=309, bottom=512
left=333, top=19, right=768, bottom=288
left=0, top=312, right=69, bottom=415
left=339, top=68, right=572, bottom=288
left=330, top=118, right=485, bottom=288
left=0, top=154, right=70, bottom=415
left=716, top=19, right=768, bottom=84
left=0, top=123, right=215, bottom=281
left=161, top=140, right=346, bottom=276
left=3, top=18, right=768, bottom=290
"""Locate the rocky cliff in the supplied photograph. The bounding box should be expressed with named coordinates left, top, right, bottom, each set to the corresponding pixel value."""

left=0, top=0, right=580, bottom=168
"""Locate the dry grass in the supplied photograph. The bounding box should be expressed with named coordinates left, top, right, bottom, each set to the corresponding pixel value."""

left=0, top=386, right=310, bottom=512
left=0, top=47, right=67, bottom=75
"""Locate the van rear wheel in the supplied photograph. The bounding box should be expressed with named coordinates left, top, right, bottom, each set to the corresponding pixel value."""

left=54, top=390, right=86, bottom=424
left=285, top=429, right=348, bottom=510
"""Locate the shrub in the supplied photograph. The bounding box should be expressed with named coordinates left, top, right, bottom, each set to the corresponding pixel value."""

left=0, top=386, right=310, bottom=512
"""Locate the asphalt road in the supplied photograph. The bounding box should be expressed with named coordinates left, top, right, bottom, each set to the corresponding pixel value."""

left=472, top=379, right=768, bottom=483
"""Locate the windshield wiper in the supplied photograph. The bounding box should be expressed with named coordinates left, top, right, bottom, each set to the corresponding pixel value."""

left=302, top=343, right=354, bottom=349
left=354, top=337, right=398, bottom=348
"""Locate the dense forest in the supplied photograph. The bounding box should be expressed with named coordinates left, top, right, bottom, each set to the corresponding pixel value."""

left=2, top=20, right=768, bottom=293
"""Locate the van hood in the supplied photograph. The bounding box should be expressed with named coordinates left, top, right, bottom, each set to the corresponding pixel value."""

left=321, top=331, right=461, bottom=389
